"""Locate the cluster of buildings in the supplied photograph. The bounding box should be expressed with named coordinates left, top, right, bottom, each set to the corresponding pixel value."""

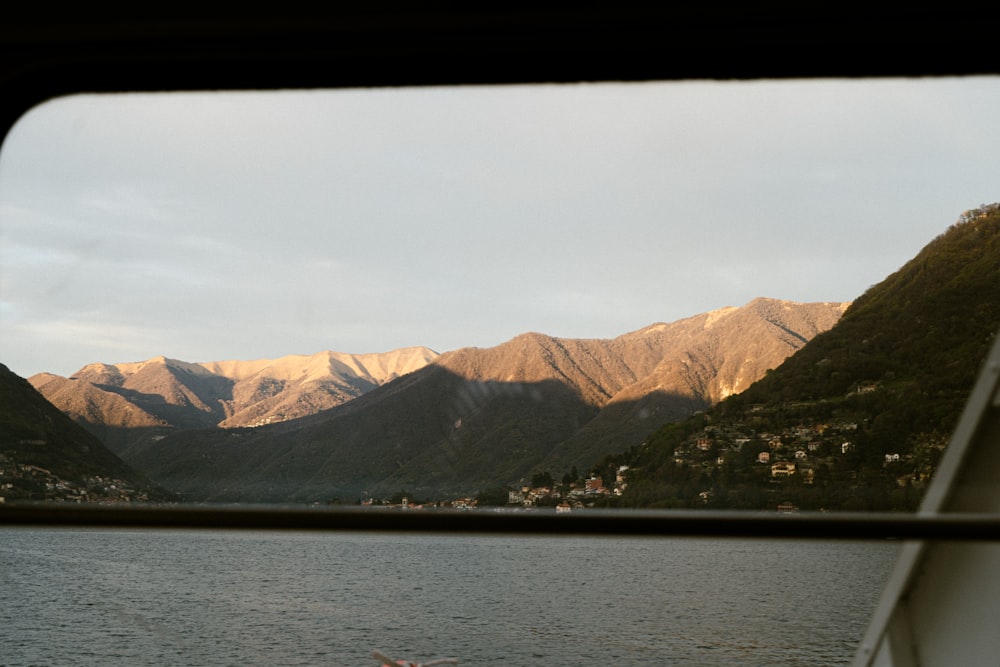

left=359, top=468, right=632, bottom=512
left=504, top=470, right=628, bottom=511
left=0, top=453, right=150, bottom=503
left=671, top=417, right=929, bottom=490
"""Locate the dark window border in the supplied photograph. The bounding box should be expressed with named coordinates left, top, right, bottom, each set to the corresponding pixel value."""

left=2, top=8, right=999, bottom=542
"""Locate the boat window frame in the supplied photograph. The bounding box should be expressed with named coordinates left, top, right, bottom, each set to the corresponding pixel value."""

left=2, top=8, right=999, bottom=542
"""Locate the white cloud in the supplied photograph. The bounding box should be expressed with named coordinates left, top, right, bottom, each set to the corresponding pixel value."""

left=2, top=77, right=999, bottom=377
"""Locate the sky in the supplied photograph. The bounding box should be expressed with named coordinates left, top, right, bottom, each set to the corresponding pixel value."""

left=1, top=77, right=999, bottom=378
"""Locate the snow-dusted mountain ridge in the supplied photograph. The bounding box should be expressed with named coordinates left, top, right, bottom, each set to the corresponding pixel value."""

left=30, top=347, right=439, bottom=440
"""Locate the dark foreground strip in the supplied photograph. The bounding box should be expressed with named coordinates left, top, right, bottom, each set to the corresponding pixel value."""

left=3, top=503, right=1000, bottom=541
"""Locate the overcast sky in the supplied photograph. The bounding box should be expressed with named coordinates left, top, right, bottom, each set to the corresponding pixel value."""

left=2, top=77, right=998, bottom=378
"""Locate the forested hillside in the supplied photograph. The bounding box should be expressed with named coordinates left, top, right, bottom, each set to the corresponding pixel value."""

left=612, top=205, right=1000, bottom=511
left=0, top=364, right=173, bottom=503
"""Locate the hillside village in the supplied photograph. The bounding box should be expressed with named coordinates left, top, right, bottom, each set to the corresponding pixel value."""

left=361, top=469, right=628, bottom=512
left=0, top=451, right=154, bottom=504
left=612, top=381, right=950, bottom=512
left=660, top=416, right=938, bottom=511
left=365, top=402, right=942, bottom=514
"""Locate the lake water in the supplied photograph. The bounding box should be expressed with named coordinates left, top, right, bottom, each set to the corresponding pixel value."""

left=1, top=527, right=898, bottom=666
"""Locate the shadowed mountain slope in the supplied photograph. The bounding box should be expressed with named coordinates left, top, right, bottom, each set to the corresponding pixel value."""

left=535, top=298, right=849, bottom=472
left=119, top=298, right=845, bottom=502
left=0, top=364, right=174, bottom=502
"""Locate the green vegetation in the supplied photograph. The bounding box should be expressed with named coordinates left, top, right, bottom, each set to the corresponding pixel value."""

left=605, top=205, right=1000, bottom=511
left=0, top=363, right=174, bottom=502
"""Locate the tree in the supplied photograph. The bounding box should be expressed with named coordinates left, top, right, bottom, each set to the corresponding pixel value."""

left=476, top=486, right=510, bottom=506
left=561, top=466, right=580, bottom=485
left=531, top=471, right=554, bottom=488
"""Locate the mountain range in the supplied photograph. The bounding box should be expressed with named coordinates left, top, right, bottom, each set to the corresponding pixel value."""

left=28, top=347, right=438, bottom=455
left=28, top=297, right=844, bottom=502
